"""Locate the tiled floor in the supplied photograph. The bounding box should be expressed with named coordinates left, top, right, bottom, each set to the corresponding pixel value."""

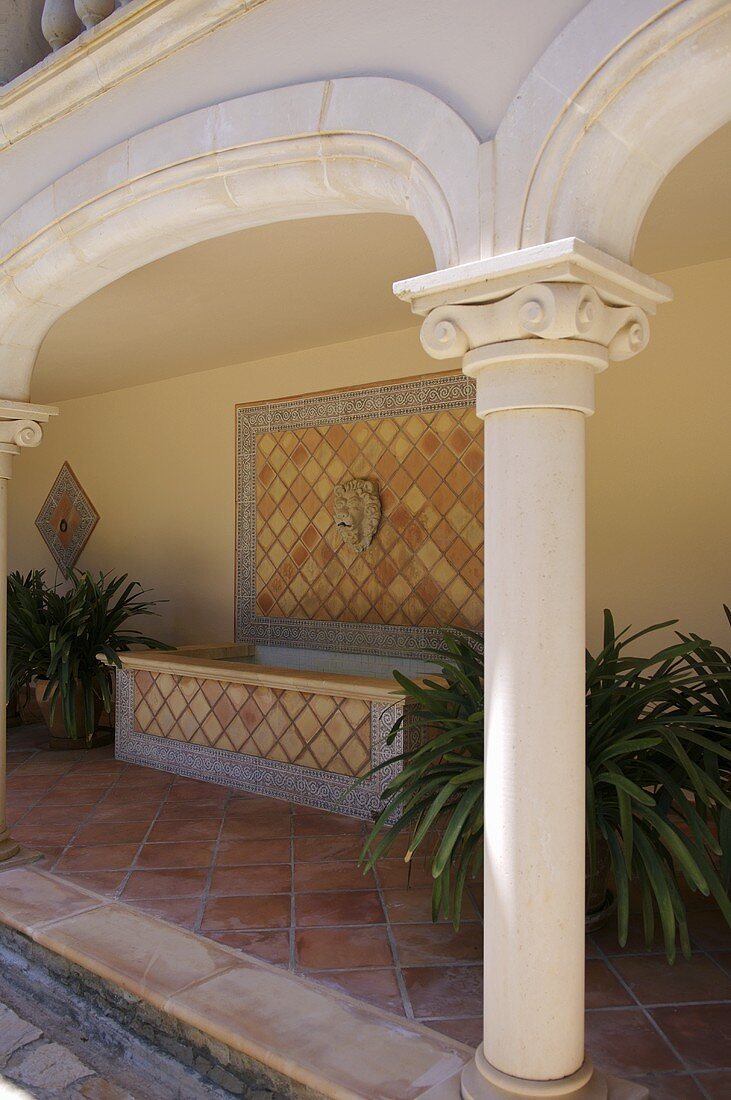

left=6, top=726, right=731, bottom=1098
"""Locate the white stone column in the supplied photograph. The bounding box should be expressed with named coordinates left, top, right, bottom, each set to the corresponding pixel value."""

left=0, top=401, right=57, bottom=867
left=394, top=241, right=671, bottom=1100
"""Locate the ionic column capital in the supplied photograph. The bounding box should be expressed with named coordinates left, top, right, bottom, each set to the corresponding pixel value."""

left=419, top=282, right=650, bottom=364
left=394, top=239, right=672, bottom=421
left=0, top=400, right=58, bottom=479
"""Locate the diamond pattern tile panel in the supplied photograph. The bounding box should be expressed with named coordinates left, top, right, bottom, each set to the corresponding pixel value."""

left=255, top=407, right=483, bottom=630
left=134, top=670, right=371, bottom=777
left=35, top=462, right=99, bottom=573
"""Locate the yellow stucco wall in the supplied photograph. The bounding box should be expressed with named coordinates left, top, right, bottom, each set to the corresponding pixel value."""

left=8, top=258, right=730, bottom=654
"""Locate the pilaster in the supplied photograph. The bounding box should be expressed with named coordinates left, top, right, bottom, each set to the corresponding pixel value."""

left=0, top=399, right=57, bottom=866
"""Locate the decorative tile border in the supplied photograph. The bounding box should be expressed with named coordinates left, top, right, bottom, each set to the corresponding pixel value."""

left=236, top=373, right=479, bottom=658
left=115, top=668, right=419, bottom=820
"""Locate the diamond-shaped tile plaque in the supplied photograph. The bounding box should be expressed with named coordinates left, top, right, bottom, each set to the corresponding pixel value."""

left=35, top=462, right=99, bottom=574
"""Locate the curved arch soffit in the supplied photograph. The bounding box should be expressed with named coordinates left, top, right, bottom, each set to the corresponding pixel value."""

left=494, top=0, right=731, bottom=263
left=0, top=77, right=480, bottom=400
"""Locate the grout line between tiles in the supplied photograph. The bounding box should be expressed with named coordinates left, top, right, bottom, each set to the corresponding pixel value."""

left=373, top=858, right=416, bottom=1020
left=192, top=785, right=233, bottom=937
left=289, top=802, right=297, bottom=971
left=595, top=937, right=713, bottom=1093
left=112, top=768, right=176, bottom=900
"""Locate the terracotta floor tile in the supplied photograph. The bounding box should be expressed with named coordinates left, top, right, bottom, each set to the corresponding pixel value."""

left=202, top=929, right=291, bottom=965
left=201, top=894, right=291, bottom=931
left=391, top=922, right=482, bottom=967
left=226, top=796, right=292, bottom=818
left=630, top=1073, right=706, bottom=1098
left=156, top=800, right=229, bottom=821
left=712, top=952, right=731, bottom=976
left=210, top=864, right=292, bottom=896
left=293, top=812, right=364, bottom=837
left=295, top=925, right=393, bottom=970
left=17, top=805, right=92, bottom=827
left=87, top=803, right=159, bottom=824
left=135, top=842, right=215, bottom=870
left=696, top=1069, right=731, bottom=1097
left=122, top=868, right=209, bottom=899
left=114, top=773, right=173, bottom=790
left=402, top=965, right=483, bottom=1018
left=374, top=859, right=439, bottom=889
left=11, top=825, right=79, bottom=846
left=426, top=1017, right=482, bottom=1048
left=612, top=953, right=731, bottom=1005
left=585, top=959, right=634, bottom=1008
left=6, top=726, right=724, bottom=1087
left=219, top=813, right=291, bottom=839
left=5, top=776, right=58, bottom=791
left=689, top=910, right=731, bottom=952
left=35, top=848, right=65, bottom=869
left=585, top=1009, right=681, bottom=1075
left=66, top=772, right=124, bottom=786
left=294, top=861, right=374, bottom=893
left=34, top=791, right=103, bottom=809
left=294, top=836, right=365, bottom=863
left=295, top=890, right=384, bottom=927
left=57, top=871, right=126, bottom=896
left=130, top=896, right=202, bottom=929
left=360, top=829, right=412, bottom=857
left=650, top=1004, right=731, bottom=1070
left=12, top=762, right=74, bottom=777
left=169, top=778, right=227, bottom=798
left=97, top=787, right=165, bottom=805
left=147, top=818, right=221, bottom=843
left=308, top=968, right=405, bottom=1014
left=55, top=844, right=140, bottom=873
left=165, top=790, right=229, bottom=808
left=73, top=822, right=150, bottom=846
left=590, top=915, right=665, bottom=957
left=216, top=838, right=291, bottom=866
left=382, top=887, right=478, bottom=925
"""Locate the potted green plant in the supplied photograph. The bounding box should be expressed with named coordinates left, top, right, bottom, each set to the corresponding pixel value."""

left=359, top=617, right=731, bottom=962
left=7, top=569, right=171, bottom=749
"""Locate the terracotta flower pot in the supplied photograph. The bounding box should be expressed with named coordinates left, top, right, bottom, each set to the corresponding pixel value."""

left=34, top=680, right=113, bottom=751
left=585, top=835, right=617, bottom=933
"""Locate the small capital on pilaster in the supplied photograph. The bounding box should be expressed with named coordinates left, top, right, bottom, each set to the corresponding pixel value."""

left=0, top=399, right=58, bottom=479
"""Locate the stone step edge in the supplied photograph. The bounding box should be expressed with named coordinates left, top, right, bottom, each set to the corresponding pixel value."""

left=0, top=865, right=468, bottom=1100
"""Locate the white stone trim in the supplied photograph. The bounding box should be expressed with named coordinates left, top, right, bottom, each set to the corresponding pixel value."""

left=0, top=77, right=480, bottom=401
left=0, top=0, right=271, bottom=149
left=492, top=0, right=731, bottom=261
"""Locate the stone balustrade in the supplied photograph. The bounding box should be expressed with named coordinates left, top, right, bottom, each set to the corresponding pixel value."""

left=41, top=0, right=130, bottom=52
left=0, top=0, right=137, bottom=84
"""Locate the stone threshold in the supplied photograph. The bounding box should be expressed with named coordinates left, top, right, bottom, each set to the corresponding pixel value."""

left=0, top=865, right=468, bottom=1100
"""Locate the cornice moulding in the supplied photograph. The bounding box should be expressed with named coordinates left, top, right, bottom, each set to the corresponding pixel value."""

left=393, top=238, right=673, bottom=316
left=0, top=0, right=269, bottom=150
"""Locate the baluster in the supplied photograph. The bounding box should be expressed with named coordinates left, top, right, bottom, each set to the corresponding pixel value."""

left=74, top=0, right=116, bottom=29
left=41, top=0, right=82, bottom=50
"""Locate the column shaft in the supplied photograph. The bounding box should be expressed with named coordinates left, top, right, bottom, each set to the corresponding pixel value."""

left=0, top=476, right=19, bottom=861
left=482, top=405, right=586, bottom=1080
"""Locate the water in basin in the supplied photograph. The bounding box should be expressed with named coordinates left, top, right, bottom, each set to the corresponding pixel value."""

left=220, top=645, right=435, bottom=681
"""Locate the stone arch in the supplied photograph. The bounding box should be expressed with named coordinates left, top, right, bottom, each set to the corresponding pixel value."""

left=0, top=77, right=480, bottom=400
left=493, top=0, right=731, bottom=262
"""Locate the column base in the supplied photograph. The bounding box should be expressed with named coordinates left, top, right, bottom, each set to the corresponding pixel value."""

left=461, top=1048, right=648, bottom=1100
left=0, top=843, right=43, bottom=871
left=0, top=826, right=20, bottom=862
